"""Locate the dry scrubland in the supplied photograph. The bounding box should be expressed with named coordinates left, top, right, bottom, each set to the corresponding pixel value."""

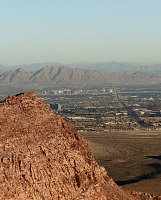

left=80, top=130, right=161, bottom=196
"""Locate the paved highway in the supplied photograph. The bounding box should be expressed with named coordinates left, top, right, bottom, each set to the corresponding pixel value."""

left=114, top=90, right=146, bottom=127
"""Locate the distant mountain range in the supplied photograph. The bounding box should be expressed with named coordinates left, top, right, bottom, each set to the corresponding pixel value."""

left=71, top=62, right=161, bottom=75
left=0, top=65, right=161, bottom=88
left=1, top=61, right=161, bottom=74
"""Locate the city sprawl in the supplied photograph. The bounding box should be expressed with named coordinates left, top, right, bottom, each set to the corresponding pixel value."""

left=34, top=85, right=161, bottom=131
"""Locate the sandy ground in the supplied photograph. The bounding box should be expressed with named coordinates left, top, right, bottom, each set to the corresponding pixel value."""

left=80, top=130, right=161, bottom=196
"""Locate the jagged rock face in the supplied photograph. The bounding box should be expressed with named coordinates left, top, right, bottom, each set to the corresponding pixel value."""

left=0, top=92, right=136, bottom=200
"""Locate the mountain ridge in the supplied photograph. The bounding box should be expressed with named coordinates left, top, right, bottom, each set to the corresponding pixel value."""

left=1, top=65, right=160, bottom=87
left=1, top=61, right=161, bottom=74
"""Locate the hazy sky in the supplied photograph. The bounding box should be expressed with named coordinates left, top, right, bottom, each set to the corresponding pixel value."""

left=0, top=0, right=161, bottom=65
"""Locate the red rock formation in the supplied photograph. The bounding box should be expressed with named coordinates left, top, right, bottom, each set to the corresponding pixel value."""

left=0, top=92, right=136, bottom=200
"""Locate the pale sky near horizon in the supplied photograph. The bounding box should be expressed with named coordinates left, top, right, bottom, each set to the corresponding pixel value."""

left=0, top=0, right=161, bottom=65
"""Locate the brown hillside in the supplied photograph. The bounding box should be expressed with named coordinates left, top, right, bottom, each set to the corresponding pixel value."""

left=0, top=92, right=137, bottom=200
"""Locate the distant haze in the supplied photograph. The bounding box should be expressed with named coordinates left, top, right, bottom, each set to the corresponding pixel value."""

left=0, top=1, right=161, bottom=65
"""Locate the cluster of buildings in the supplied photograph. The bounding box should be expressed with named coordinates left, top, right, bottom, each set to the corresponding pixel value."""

left=39, top=86, right=161, bottom=132
left=42, top=88, right=112, bottom=95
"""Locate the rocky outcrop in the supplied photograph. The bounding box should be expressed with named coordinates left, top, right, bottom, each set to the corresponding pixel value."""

left=0, top=92, right=137, bottom=200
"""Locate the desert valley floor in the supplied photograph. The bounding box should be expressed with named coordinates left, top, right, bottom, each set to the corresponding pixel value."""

left=80, top=130, right=161, bottom=196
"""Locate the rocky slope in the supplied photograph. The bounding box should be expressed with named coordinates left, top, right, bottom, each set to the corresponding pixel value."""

left=0, top=92, right=138, bottom=200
